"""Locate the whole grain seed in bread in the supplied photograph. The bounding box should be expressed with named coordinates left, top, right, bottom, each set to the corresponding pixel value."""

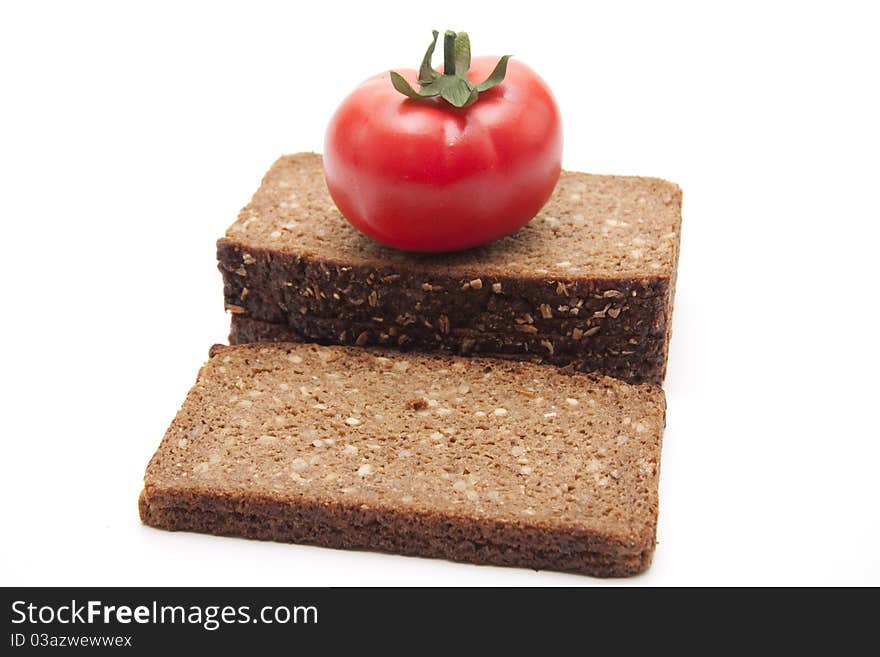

left=140, top=343, right=665, bottom=577
left=217, top=153, right=681, bottom=384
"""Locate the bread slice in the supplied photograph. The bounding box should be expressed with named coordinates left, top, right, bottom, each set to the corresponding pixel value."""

left=140, top=343, right=665, bottom=577
left=217, top=153, right=681, bottom=384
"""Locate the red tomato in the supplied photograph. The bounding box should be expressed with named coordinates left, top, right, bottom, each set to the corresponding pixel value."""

left=324, top=56, right=562, bottom=253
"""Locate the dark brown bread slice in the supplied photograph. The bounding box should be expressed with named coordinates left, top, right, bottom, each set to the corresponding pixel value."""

left=217, top=153, right=682, bottom=384
left=230, top=315, right=667, bottom=383
left=140, top=343, right=665, bottom=577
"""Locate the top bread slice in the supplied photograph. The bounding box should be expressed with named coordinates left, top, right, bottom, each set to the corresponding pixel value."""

left=140, top=342, right=665, bottom=577
left=218, top=153, right=681, bottom=383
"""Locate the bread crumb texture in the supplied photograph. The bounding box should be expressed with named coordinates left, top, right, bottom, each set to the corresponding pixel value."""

left=141, top=343, right=665, bottom=577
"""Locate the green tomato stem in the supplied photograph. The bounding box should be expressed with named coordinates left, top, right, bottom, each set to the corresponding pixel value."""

left=443, top=31, right=457, bottom=75
left=389, top=30, right=512, bottom=109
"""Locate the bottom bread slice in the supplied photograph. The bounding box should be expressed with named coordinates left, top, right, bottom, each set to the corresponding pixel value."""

left=140, top=343, right=665, bottom=577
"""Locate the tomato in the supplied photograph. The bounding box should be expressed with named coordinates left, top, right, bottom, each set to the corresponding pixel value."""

left=323, top=31, right=562, bottom=253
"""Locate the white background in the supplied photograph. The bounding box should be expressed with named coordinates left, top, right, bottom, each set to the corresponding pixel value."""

left=2, top=0, right=878, bottom=586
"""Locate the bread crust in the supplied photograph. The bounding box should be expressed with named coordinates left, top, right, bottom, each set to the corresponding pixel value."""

left=139, top=491, right=653, bottom=577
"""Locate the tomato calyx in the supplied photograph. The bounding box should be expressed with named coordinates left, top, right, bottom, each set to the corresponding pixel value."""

left=390, top=30, right=512, bottom=108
